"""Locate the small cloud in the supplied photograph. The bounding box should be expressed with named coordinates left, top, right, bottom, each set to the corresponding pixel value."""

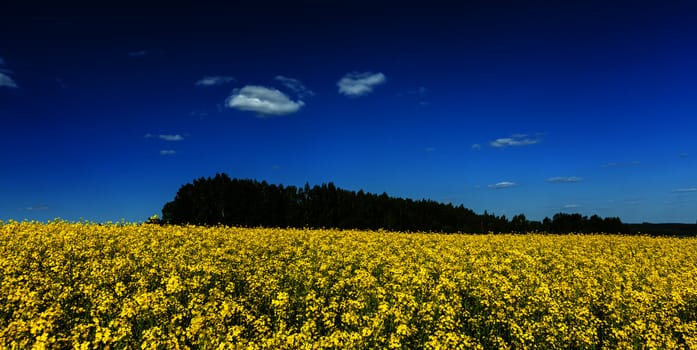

left=547, top=176, right=583, bottom=183
left=563, top=204, right=580, bottom=209
left=160, top=150, right=176, bottom=155
left=128, top=50, right=148, bottom=57
left=56, top=78, right=67, bottom=89
left=145, top=134, right=184, bottom=141
left=0, top=72, right=17, bottom=88
left=624, top=198, right=643, bottom=205
left=24, top=205, right=49, bottom=211
left=397, top=86, right=427, bottom=97
left=190, top=111, right=208, bottom=119
left=337, top=71, right=386, bottom=97
left=0, top=60, right=17, bottom=88
left=195, top=76, right=236, bottom=86
left=488, top=181, right=517, bottom=189
left=679, top=153, right=689, bottom=158
left=471, top=144, right=482, bottom=150
left=603, top=161, right=641, bottom=168
left=490, top=134, right=540, bottom=148
left=275, top=75, right=314, bottom=98
left=158, top=134, right=184, bottom=141
left=425, top=147, right=436, bottom=152
left=399, top=86, right=428, bottom=105
left=411, top=86, right=428, bottom=97
left=672, top=188, right=697, bottom=193
left=226, top=85, right=304, bottom=116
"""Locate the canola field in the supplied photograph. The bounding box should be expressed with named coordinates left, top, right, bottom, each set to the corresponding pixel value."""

left=1, top=221, right=696, bottom=349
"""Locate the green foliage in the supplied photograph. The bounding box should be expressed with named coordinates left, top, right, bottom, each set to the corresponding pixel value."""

left=161, top=173, right=631, bottom=234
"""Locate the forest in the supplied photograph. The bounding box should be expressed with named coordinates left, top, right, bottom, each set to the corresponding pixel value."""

left=161, top=173, right=633, bottom=234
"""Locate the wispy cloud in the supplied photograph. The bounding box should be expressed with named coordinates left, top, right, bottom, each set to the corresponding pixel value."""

left=0, top=59, right=17, bottom=88
left=159, top=134, right=184, bottom=141
left=145, top=134, right=184, bottom=141
left=226, top=85, right=304, bottom=116
left=563, top=204, right=580, bottom=209
left=24, top=205, right=49, bottom=211
left=488, top=181, right=517, bottom=189
left=490, top=134, right=540, bottom=148
left=401, top=86, right=427, bottom=98
left=547, top=176, right=583, bottom=183
left=128, top=50, right=148, bottom=57
left=603, top=161, right=641, bottom=168
left=672, top=188, right=697, bottom=193
left=275, top=75, right=314, bottom=98
left=624, top=198, right=643, bottom=205
left=425, top=147, right=436, bottom=152
left=471, top=144, right=482, bottom=150
left=190, top=111, right=208, bottom=119
left=679, top=153, right=689, bottom=158
left=337, top=71, right=386, bottom=97
left=56, top=78, right=67, bottom=89
left=195, top=76, right=236, bottom=86
left=398, top=86, right=428, bottom=105
left=160, top=150, right=176, bottom=155
left=0, top=72, right=17, bottom=88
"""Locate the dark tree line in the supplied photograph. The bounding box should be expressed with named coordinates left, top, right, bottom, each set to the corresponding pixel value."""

left=161, top=173, right=629, bottom=234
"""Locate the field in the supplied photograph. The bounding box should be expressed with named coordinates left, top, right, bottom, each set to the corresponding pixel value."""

left=1, top=221, right=696, bottom=349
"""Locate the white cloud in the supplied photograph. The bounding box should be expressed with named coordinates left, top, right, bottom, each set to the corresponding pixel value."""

left=337, top=72, right=386, bottom=97
left=410, top=86, right=428, bottom=97
left=190, top=111, right=208, bottom=119
left=0, top=72, right=17, bottom=88
left=603, top=161, right=640, bottom=168
left=547, top=176, right=583, bottom=183
left=160, top=150, right=176, bottom=155
left=563, top=204, right=580, bottom=209
left=672, top=188, right=697, bottom=193
left=488, top=181, right=517, bottom=189
left=471, top=144, right=482, bottom=150
left=145, top=134, right=184, bottom=141
left=159, top=134, right=184, bottom=141
left=398, top=86, right=428, bottom=103
left=24, top=205, right=49, bottom=211
left=195, top=76, right=236, bottom=86
left=275, top=75, right=314, bottom=98
left=0, top=59, right=18, bottom=88
left=624, top=198, right=643, bottom=205
left=490, top=134, right=540, bottom=148
left=226, top=85, right=304, bottom=116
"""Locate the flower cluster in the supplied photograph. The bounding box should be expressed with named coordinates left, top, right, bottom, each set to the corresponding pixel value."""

left=0, top=221, right=695, bottom=348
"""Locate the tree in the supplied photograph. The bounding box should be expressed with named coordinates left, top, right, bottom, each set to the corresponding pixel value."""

left=511, top=214, right=528, bottom=233
left=161, top=173, right=630, bottom=234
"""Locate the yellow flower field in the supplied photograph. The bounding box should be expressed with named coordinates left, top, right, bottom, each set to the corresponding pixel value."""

left=1, top=221, right=696, bottom=349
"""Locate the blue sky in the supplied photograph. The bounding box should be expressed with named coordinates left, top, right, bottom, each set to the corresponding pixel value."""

left=2, top=1, right=696, bottom=223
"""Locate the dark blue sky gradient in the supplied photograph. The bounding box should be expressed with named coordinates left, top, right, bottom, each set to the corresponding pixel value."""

left=2, top=1, right=697, bottom=223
